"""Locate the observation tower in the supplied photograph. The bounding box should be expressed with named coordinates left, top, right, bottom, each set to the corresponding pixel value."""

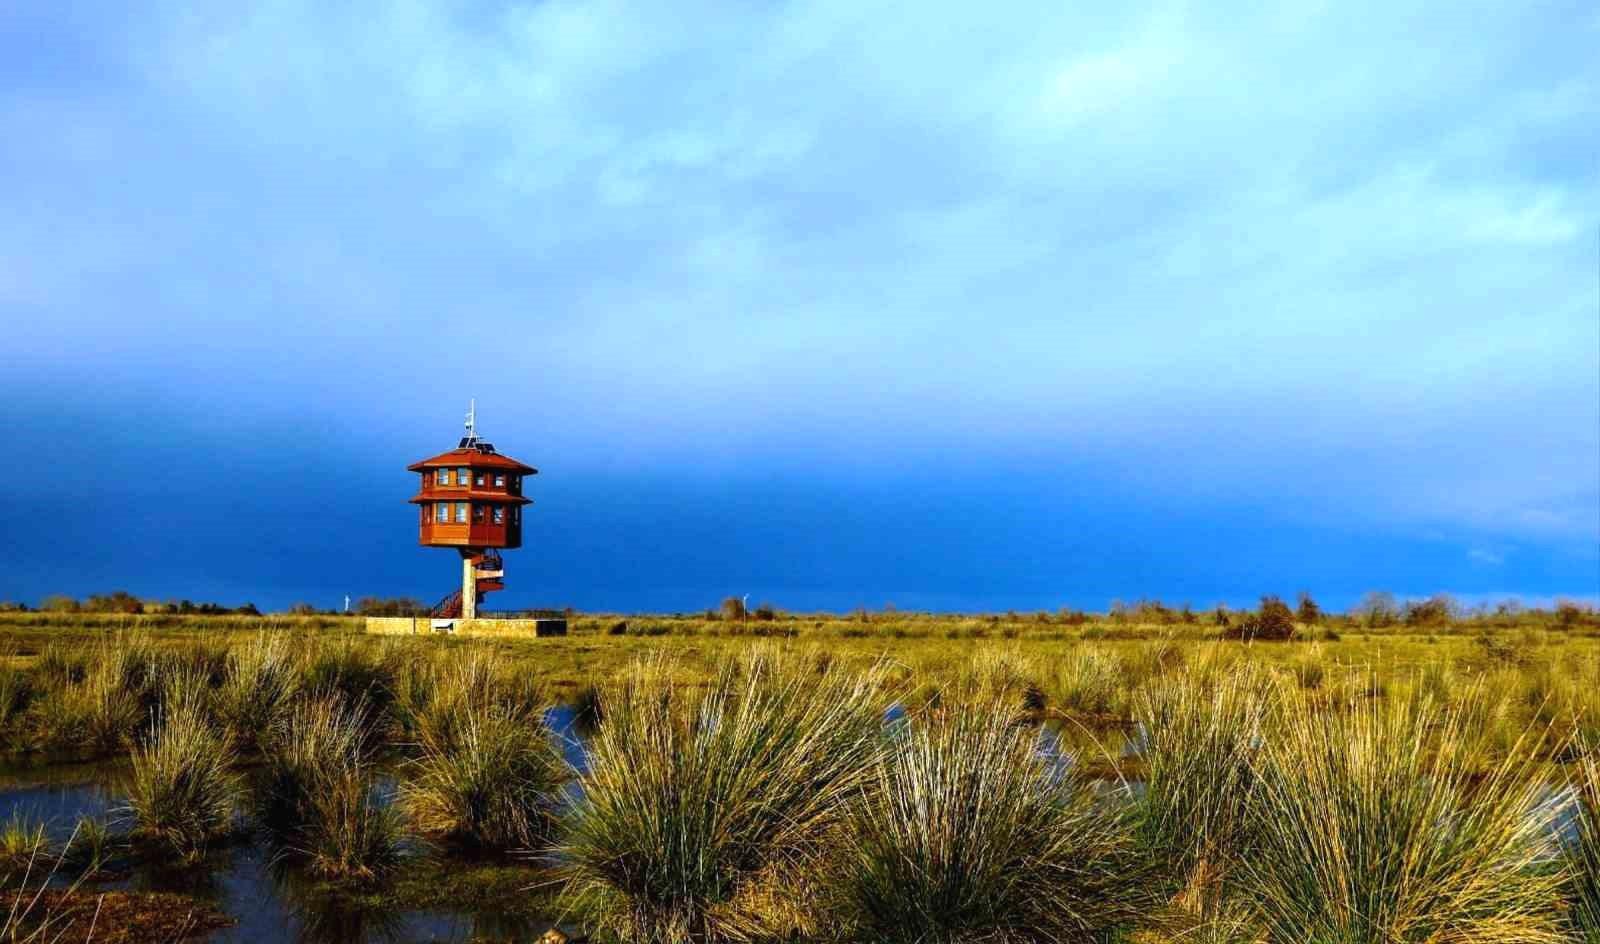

left=406, top=402, right=536, bottom=619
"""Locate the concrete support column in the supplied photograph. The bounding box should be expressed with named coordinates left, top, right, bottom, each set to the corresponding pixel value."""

left=461, top=554, right=478, bottom=620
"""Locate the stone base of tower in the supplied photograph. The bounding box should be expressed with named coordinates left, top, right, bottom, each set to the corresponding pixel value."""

left=461, top=555, right=478, bottom=620
left=365, top=617, right=568, bottom=638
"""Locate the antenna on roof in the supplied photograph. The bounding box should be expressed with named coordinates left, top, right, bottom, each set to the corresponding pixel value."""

left=459, top=399, right=494, bottom=451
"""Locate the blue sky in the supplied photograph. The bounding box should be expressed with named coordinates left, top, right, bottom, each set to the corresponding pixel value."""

left=1, top=1, right=1596, bottom=613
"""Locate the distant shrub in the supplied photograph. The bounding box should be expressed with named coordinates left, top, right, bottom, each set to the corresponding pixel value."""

left=1559, top=600, right=1598, bottom=630
left=1229, top=596, right=1296, bottom=641
left=1404, top=594, right=1456, bottom=628
left=607, top=620, right=628, bottom=635
left=719, top=596, right=747, bottom=621
left=84, top=591, right=143, bottom=614
left=1353, top=591, right=1399, bottom=628
left=1295, top=592, right=1321, bottom=625
left=355, top=597, right=426, bottom=617
left=38, top=595, right=79, bottom=613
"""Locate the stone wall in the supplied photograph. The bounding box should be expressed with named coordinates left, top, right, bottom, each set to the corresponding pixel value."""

left=364, top=617, right=568, bottom=637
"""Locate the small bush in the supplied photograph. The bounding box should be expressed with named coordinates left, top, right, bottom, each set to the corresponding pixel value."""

left=1228, top=596, right=1296, bottom=641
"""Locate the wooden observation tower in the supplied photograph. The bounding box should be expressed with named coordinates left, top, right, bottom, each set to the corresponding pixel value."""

left=407, top=402, right=536, bottom=619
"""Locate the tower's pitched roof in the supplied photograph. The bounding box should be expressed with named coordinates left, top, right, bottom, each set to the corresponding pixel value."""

left=407, top=444, right=537, bottom=474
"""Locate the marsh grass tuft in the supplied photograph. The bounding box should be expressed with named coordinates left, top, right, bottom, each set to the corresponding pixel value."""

left=0, top=813, right=50, bottom=883
left=561, top=650, right=888, bottom=943
left=214, top=631, right=300, bottom=750
left=1563, top=738, right=1600, bottom=941
left=836, top=703, right=1148, bottom=943
left=61, top=815, right=118, bottom=876
left=126, top=703, right=240, bottom=863
left=1242, top=685, right=1564, bottom=943
left=1134, top=664, right=1273, bottom=909
left=400, top=655, right=563, bottom=851
left=262, top=693, right=405, bottom=882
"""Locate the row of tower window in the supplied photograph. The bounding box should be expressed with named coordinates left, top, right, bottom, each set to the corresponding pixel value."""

left=431, top=468, right=520, bottom=489
left=427, top=503, right=521, bottom=525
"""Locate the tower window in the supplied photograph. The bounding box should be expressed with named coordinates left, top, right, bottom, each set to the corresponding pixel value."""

left=454, top=503, right=467, bottom=523
left=456, top=467, right=468, bottom=485
left=472, top=505, right=485, bottom=523
left=494, top=474, right=505, bottom=487
left=475, top=473, right=485, bottom=487
left=435, top=503, right=449, bottom=523
left=511, top=507, right=520, bottom=526
left=492, top=507, right=504, bottom=524
left=437, top=469, right=451, bottom=486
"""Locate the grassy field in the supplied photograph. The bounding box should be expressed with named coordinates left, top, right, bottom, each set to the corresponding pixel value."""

left=0, top=611, right=1596, bottom=942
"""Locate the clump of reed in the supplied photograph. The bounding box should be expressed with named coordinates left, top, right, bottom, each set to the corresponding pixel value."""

left=126, top=701, right=241, bottom=863
left=834, top=703, right=1147, bottom=943
left=399, top=652, right=563, bottom=851
left=0, top=645, right=33, bottom=734
left=302, top=641, right=396, bottom=725
left=1049, top=647, right=1130, bottom=719
left=61, top=815, right=119, bottom=877
left=213, top=631, right=300, bottom=750
left=1562, top=738, right=1600, bottom=941
left=1134, top=665, right=1273, bottom=912
left=33, top=642, right=143, bottom=755
left=0, top=813, right=50, bottom=883
left=261, top=694, right=405, bottom=882
left=560, top=650, right=888, bottom=943
left=1240, top=685, right=1564, bottom=943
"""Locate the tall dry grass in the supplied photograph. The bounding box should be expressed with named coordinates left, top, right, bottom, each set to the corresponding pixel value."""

left=1241, top=685, right=1564, bottom=944
left=561, top=650, right=889, bottom=943
left=835, top=703, right=1147, bottom=943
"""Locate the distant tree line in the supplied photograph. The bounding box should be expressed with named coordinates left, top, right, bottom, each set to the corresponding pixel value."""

left=18, top=592, right=263, bottom=616
left=690, top=591, right=1598, bottom=632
